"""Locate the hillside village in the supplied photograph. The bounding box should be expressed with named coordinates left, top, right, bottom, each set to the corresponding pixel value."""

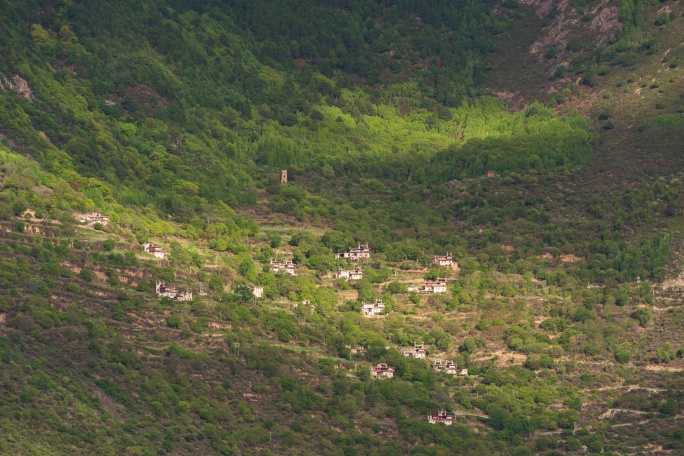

left=24, top=206, right=672, bottom=437
left=132, top=216, right=467, bottom=415
left=2, top=143, right=684, bottom=452
left=0, top=0, right=682, bottom=451
left=2, top=140, right=683, bottom=452
left=11, top=210, right=473, bottom=427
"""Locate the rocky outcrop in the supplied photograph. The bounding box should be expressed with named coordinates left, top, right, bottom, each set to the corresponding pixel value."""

left=0, top=73, right=34, bottom=101
left=519, top=0, right=621, bottom=59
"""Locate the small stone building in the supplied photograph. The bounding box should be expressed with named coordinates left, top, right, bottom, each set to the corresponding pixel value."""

left=336, top=244, right=371, bottom=261
left=156, top=282, right=193, bottom=301
left=428, top=410, right=454, bottom=425
left=361, top=299, right=385, bottom=317
left=81, top=213, right=110, bottom=226
left=249, top=285, right=264, bottom=298
left=370, top=363, right=395, bottom=379
left=403, top=344, right=428, bottom=359
left=419, top=278, right=448, bottom=294
left=143, top=243, right=168, bottom=260
left=433, top=360, right=458, bottom=375
left=433, top=253, right=454, bottom=267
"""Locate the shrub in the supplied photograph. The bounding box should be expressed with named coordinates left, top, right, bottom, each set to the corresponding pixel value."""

left=385, top=281, right=407, bottom=294
left=86, top=320, right=108, bottom=338
left=105, top=268, right=120, bottom=286
left=461, top=337, right=477, bottom=353
left=602, top=120, right=615, bottom=130
left=79, top=268, right=94, bottom=283
left=269, top=233, right=282, bottom=248
left=614, top=343, right=632, bottom=363
left=167, top=315, right=181, bottom=328
left=631, top=307, right=650, bottom=327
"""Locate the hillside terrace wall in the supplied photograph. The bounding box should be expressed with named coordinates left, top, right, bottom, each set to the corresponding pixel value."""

left=0, top=221, right=59, bottom=237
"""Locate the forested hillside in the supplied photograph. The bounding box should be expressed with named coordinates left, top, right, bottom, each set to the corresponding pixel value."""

left=0, top=0, right=683, bottom=454
left=0, top=0, right=590, bottom=215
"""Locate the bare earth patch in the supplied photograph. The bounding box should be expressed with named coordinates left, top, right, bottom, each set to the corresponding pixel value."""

left=600, top=408, right=648, bottom=419
left=560, top=254, right=582, bottom=263
left=644, top=364, right=684, bottom=372
left=661, top=270, right=684, bottom=290
left=519, top=0, right=620, bottom=61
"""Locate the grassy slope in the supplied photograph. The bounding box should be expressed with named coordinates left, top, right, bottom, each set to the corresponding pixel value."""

left=467, top=0, right=684, bottom=449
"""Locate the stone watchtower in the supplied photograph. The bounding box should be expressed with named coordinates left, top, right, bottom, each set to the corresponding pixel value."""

left=281, top=169, right=287, bottom=184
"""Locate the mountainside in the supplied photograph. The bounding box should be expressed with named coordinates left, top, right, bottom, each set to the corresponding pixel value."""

left=0, top=0, right=683, bottom=455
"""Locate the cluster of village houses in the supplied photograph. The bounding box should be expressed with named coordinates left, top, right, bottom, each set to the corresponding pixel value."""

left=335, top=266, right=363, bottom=281
left=77, top=225, right=183, bottom=301
left=335, top=244, right=371, bottom=260
left=139, top=243, right=199, bottom=301
left=138, top=237, right=456, bottom=309
left=80, top=217, right=455, bottom=305
left=369, top=345, right=467, bottom=378
left=247, top=246, right=454, bottom=304
left=80, top=216, right=462, bottom=425
left=369, top=343, right=466, bottom=424
left=360, top=251, right=454, bottom=316
left=80, top=213, right=110, bottom=226
left=155, top=281, right=193, bottom=301
left=403, top=345, right=466, bottom=375
left=270, top=260, right=297, bottom=275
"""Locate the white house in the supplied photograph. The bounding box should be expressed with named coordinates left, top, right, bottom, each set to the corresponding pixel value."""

left=81, top=213, right=110, bottom=226
left=336, top=267, right=363, bottom=281
left=433, top=253, right=454, bottom=267
left=419, top=278, right=447, bottom=294
left=271, top=260, right=297, bottom=276
left=249, top=285, right=264, bottom=299
left=428, top=410, right=454, bottom=425
left=283, top=260, right=297, bottom=276
left=403, top=344, right=428, bottom=359
left=156, top=281, right=177, bottom=299
left=174, top=291, right=193, bottom=302
left=370, top=363, right=394, bottom=379
left=336, top=244, right=371, bottom=261
left=143, top=243, right=168, bottom=260
left=349, top=267, right=363, bottom=280
left=156, top=282, right=193, bottom=301
left=293, top=299, right=312, bottom=309
left=433, top=360, right=457, bottom=375
left=361, top=299, right=385, bottom=317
